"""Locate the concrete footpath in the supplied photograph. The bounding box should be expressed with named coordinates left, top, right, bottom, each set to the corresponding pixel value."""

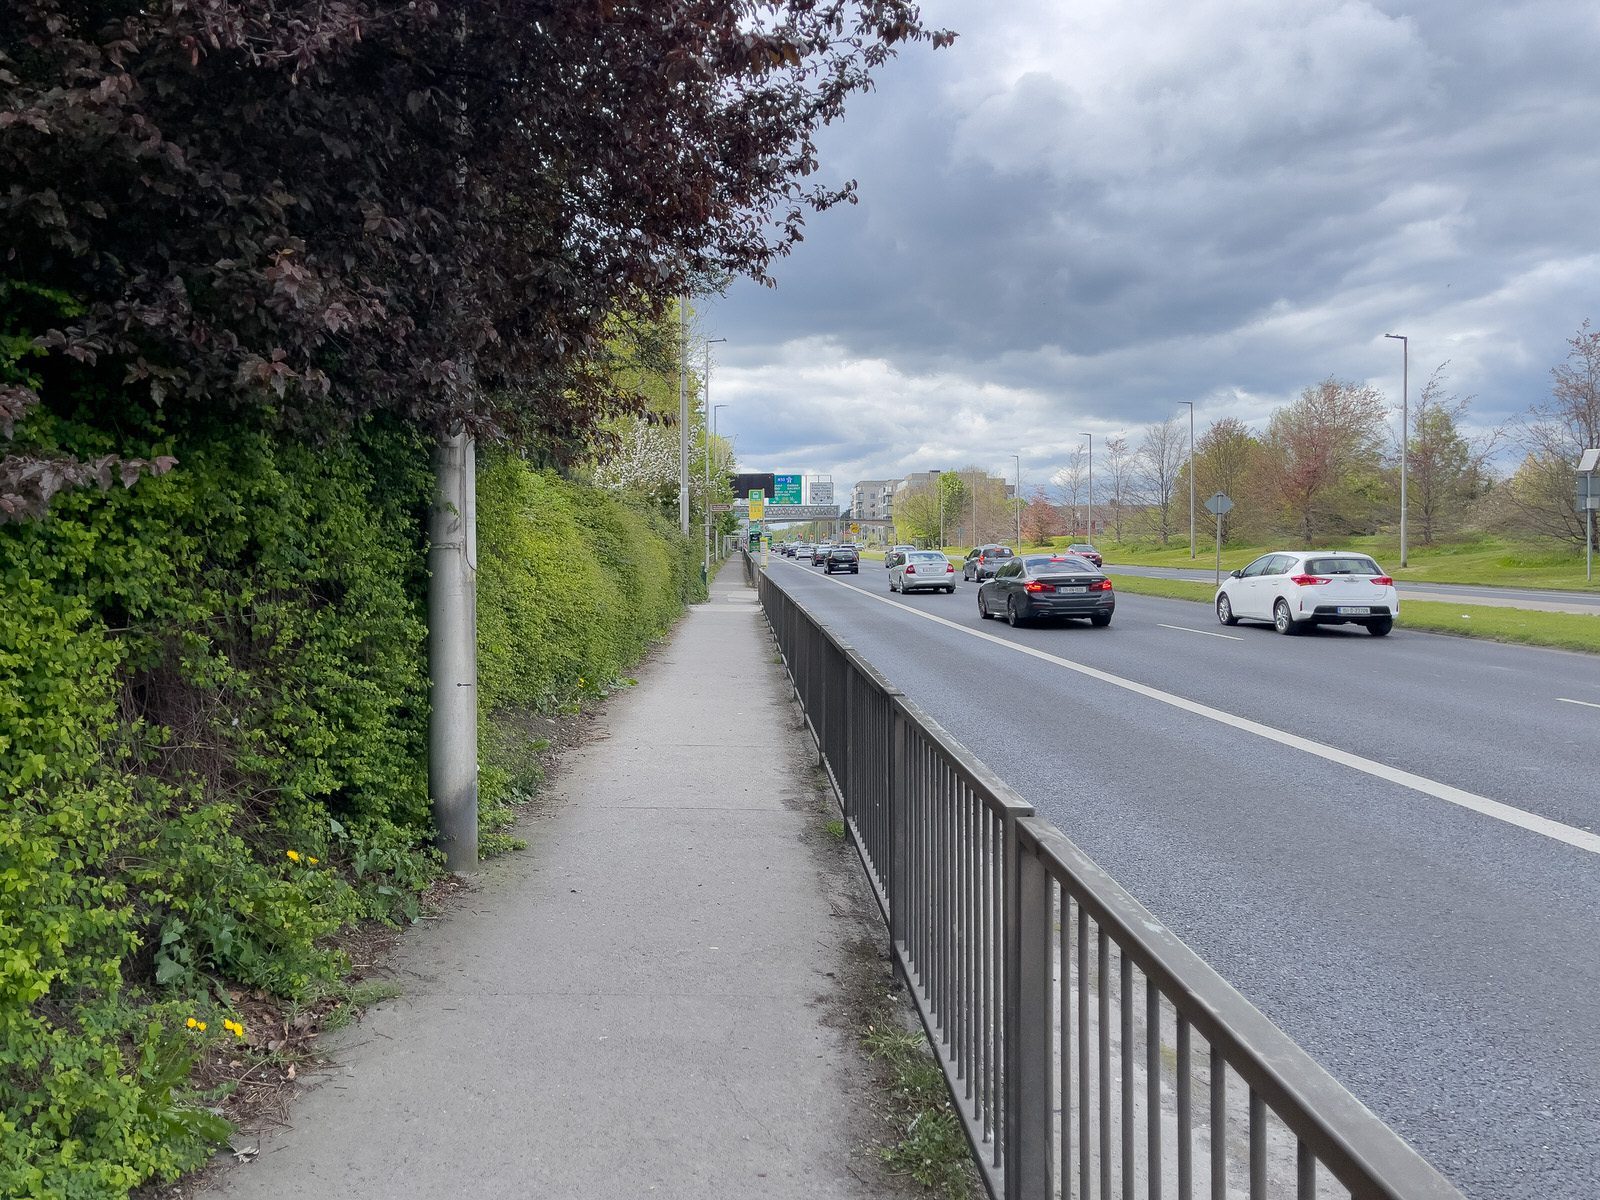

left=196, top=562, right=904, bottom=1200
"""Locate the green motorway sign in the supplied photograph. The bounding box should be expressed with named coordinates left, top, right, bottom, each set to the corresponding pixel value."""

left=773, top=474, right=803, bottom=505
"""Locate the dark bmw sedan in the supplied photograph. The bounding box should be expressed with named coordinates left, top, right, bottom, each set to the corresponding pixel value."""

left=977, top=554, right=1114, bottom=627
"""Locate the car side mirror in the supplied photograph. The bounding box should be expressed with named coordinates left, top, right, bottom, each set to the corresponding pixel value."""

left=1228, top=569, right=1242, bottom=579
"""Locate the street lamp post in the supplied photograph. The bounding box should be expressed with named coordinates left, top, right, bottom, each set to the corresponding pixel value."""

left=1385, top=333, right=1409, bottom=567
left=1011, top=454, right=1021, bottom=545
left=1181, top=402, right=1196, bottom=559
left=701, top=338, right=726, bottom=579
left=1081, top=434, right=1093, bottom=544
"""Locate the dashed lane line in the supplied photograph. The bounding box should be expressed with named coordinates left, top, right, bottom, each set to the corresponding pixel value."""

left=788, top=565, right=1600, bottom=859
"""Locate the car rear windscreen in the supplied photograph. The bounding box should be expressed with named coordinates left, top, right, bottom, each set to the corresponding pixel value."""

left=1305, top=557, right=1382, bottom=575
left=1026, top=555, right=1090, bottom=570
left=908, top=552, right=945, bottom=562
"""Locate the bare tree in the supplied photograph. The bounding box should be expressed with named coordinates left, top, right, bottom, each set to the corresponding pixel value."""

left=1051, top=444, right=1090, bottom=538
left=1507, top=321, right=1600, bottom=543
left=1103, top=435, right=1131, bottom=542
left=1261, top=378, right=1387, bottom=542
left=1136, top=416, right=1187, bottom=544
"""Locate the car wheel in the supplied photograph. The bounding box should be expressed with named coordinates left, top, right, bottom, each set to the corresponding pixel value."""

left=945, top=586, right=955, bottom=594
left=1217, top=594, right=1238, bottom=626
left=1090, top=613, right=1112, bottom=627
left=978, top=593, right=992, bottom=619
left=1366, top=617, right=1393, bottom=636
left=852, top=568, right=858, bottom=574
left=1273, top=599, right=1298, bottom=635
left=1006, top=596, right=1022, bottom=627
left=889, top=578, right=898, bottom=592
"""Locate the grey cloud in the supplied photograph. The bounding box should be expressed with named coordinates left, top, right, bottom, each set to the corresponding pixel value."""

left=704, top=1, right=1600, bottom=484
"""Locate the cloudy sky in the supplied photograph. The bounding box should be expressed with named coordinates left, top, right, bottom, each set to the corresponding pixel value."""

left=699, top=0, right=1600, bottom=497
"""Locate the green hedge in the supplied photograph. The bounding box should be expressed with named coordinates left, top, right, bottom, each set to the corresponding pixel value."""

left=474, top=455, right=704, bottom=831
left=0, top=411, right=441, bottom=1198
left=1, top=413, right=703, bottom=1196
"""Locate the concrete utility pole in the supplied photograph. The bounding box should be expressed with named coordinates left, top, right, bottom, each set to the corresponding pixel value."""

left=428, top=429, right=477, bottom=872
left=702, top=338, right=726, bottom=579
left=430, top=8, right=478, bottom=873
left=1182, top=401, right=1196, bottom=559
left=1082, top=433, right=1093, bottom=543
left=1385, top=333, right=1409, bottom=567
left=678, top=293, right=691, bottom=534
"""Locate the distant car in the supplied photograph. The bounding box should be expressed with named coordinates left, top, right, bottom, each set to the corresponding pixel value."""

left=811, top=544, right=832, bottom=565
left=1065, top=543, right=1102, bottom=567
left=1215, top=551, right=1397, bottom=636
left=824, top=544, right=860, bottom=574
left=962, top=544, right=1015, bottom=581
left=887, top=543, right=916, bottom=567
left=889, top=550, right=956, bottom=594
left=792, top=542, right=813, bottom=561
left=977, top=553, right=1113, bottom=627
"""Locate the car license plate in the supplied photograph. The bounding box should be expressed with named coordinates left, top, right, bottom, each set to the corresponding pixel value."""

left=1059, top=586, right=1087, bottom=594
left=1337, top=605, right=1370, bottom=615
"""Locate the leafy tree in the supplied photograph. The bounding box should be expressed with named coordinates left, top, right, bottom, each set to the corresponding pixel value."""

left=1190, top=416, right=1261, bottom=542
left=939, top=471, right=969, bottom=545
left=0, top=0, right=953, bottom=514
left=1260, top=378, right=1387, bottom=542
left=1019, top=486, right=1059, bottom=544
left=1506, top=321, right=1600, bottom=543
left=1405, top=365, right=1498, bottom=544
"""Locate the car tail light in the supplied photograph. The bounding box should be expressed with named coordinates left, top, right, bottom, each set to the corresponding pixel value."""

left=1090, top=579, right=1112, bottom=591
left=1371, top=576, right=1393, bottom=586
left=1289, top=574, right=1330, bottom=586
left=904, top=565, right=916, bottom=574
left=1025, top=581, right=1049, bottom=592
left=946, top=564, right=954, bottom=572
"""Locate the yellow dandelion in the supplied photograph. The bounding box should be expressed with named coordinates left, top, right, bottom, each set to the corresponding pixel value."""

left=196, top=1021, right=207, bottom=1032
left=285, top=850, right=301, bottom=862
left=186, top=1017, right=198, bottom=1029
left=307, top=856, right=319, bottom=865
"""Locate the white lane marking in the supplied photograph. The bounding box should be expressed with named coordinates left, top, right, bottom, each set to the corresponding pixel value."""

left=1557, top=697, right=1600, bottom=710
left=1157, top=623, right=1242, bottom=641
left=808, top=569, right=1600, bottom=858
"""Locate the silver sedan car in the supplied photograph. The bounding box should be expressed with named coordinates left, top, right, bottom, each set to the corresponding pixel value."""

left=889, top=550, right=956, bottom=594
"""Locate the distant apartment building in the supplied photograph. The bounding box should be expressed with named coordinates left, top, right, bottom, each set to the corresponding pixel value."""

left=851, top=478, right=900, bottom=524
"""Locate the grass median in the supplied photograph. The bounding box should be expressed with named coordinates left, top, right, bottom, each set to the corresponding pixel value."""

left=1107, top=574, right=1600, bottom=654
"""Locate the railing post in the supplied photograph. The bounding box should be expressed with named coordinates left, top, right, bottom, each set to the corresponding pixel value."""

left=1009, top=832, right=1053, bottom=1199
left=1001, top=812, right=1023, bottom=1198
left=888, top=706, right=909, bottom=968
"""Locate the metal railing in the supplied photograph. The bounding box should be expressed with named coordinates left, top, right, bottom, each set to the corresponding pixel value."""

left=753, top=565, right=1463, bottom=1200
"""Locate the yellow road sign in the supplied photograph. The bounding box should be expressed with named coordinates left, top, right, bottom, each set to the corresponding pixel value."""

left=749, top=499, right=765, bottom=519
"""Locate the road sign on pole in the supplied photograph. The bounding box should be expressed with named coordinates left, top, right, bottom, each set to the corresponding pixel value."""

left=749, top=498, right=764, bottom=520
left=773, top=474, right=803, bottom=505
left=1204, top=493, right=1233, bottom=587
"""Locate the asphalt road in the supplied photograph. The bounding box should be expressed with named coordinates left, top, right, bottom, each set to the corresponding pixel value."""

left=766, top=555, right=1600, bottom=1200
left=1104, top=562, right=1600, bottom=615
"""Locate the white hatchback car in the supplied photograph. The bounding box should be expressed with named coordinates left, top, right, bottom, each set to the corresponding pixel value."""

left=1215, top=551, right=1398, bottom=636
left=889, top=550, right=957, bottom=594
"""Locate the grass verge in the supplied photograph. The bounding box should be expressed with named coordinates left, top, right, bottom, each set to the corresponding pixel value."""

left=1097, top=534, right=1600, bottom=593
left=1108, top=574, right=1600, bottom=654
left=862, top=1012, right=976, bottom=1198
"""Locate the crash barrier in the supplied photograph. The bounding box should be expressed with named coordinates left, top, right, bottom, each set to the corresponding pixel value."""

left=753, top=565, right=1462, bottom=1200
